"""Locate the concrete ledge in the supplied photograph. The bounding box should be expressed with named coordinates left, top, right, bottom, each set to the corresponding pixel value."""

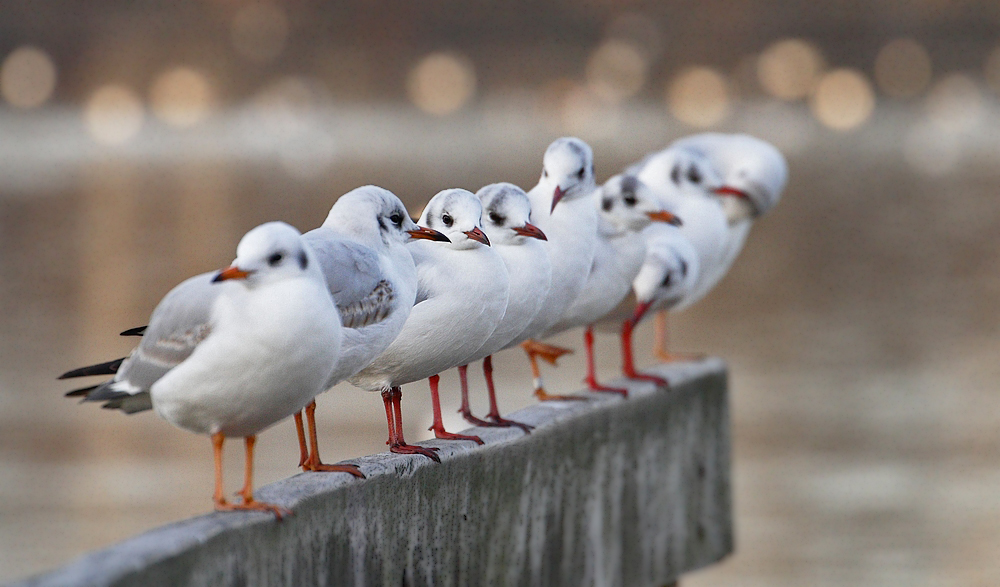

left=14, top=359, right=732, bottom=587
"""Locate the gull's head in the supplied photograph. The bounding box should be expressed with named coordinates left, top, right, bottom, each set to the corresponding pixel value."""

left=477, top=182, right=547, bottom=246
left=597, top=174, right=682, bottom=234
left=418, top=188, right=490, bottom=249
left=708, top=134, right=788, bottom=220
left=323, top=185, right=449, bottom=247
left=214, top=221, right=316, bottom=287
left=636, top=146, right=723, bottom=199
left=538, top=137, right=596, bottom=212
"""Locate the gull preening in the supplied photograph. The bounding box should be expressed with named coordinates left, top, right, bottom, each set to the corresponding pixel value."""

left=61, top=222, right=343, bottom=518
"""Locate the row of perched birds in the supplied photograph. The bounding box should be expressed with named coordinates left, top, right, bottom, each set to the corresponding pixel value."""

left=60, top=132, right=788, bottom=518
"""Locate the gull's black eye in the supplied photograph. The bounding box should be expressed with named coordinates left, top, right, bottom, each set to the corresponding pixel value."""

left=576, top=167, right=586, bottom=180
left=389, top=212, right=403, bottom=226
left=268, top=252, right=284, bottom=266
left=670, top=165, right=681, bottom=185
left=489, top=211, right=505, bottom=225
left=441, top=213, right=453, bottom=227
left=623, top=194, right=638, bottom=207
left=687, top=165, right=702, bottom=183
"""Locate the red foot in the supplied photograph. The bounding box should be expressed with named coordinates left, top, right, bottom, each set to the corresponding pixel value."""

left=625, top=371, right=669, bottom=387
left=585, top=379, right=629, bottom=397
left=459, top=407, right=497, bottom=428
left=305, top=461, right=366, bottom=478
left=430, top=426, right=484, bottom=445
left=390, top=442, right=441, bottom=462
left=487, top=413, right=533, bottom=433
left=215, top=499, right=293, bottom=521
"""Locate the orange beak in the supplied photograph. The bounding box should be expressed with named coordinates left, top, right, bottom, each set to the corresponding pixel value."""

left=512, top=222, right=547, bottom=240
left=212, top=266, right=252, bottom=282
left=647, top=210, right=683, bottom=227
left=464, top=226, right=490, bottom=246
left=406, top=226, right=451, bottom=243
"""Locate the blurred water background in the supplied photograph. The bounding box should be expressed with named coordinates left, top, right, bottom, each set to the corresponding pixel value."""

left=2, top=1, right=1000, bottom=584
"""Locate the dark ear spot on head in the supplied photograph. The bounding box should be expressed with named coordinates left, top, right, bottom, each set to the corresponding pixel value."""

left=299, top=251, right=308, bottom=269
left=680, top=260, right=688, bottom=277
left=601, top=197, right=614, bottom=211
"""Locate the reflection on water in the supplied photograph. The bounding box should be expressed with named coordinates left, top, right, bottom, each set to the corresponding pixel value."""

left=2, top=104, right=1000, bottom=584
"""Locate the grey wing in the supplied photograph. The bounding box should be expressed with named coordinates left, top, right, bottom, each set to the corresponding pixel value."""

left=97, top=273, right=218, bottom=400
left=303, top=228, right=395, bottom=329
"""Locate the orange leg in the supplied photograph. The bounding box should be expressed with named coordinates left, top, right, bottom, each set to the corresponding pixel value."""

left=383, top=387, right=440, bottom=461
left=294, top=411, right=309, bottom=467
left=212, top=434, right=292, bottom=520
left=428, top=374, right=483, bottom=445
left=520, top=339, right=586, bottom=402
left=299, top=400, right=365, bottom=477
left=653, top=311, right=705, bottom=362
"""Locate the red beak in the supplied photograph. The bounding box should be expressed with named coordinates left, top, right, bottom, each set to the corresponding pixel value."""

left=212, top=266, right=252, bottom=282
left=464, top=226, right=490, bottom=246
left=512, top=222, right=547, bottom=240
left=551, top=185, right=565, bottom=213
left=406, top=226, right=451, bottom=243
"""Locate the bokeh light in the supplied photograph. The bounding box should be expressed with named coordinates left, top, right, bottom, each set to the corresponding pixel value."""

left=903, top=122, right=961, bottom=176
left=230, top=3, right=289, bottom=64
left=585, top=40, right=648, bottom=104
left=667, top=66, right=731, bottom=127
left=874, top=38, right=932, bottom=99
left=84, top=85, right=145, bottom=145
left=0, top=46, right=57, bottom=109
left=756, top=38, right=825, bottom=100
left=248, top=76, right=336, bottom=179
left=149, top=67, right=216, bottom=127
left=406, top=52, right=477, bottom=116
left=983, top=45, right=1000, bottom=96
left=925, top=73, right=984, bottom=132
left=810, top=68, right=876, bottom=131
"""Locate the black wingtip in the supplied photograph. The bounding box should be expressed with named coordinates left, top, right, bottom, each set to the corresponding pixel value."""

left=58, top=357, right=126, bottom=380
left=65, top=384, right=100, bottom=398
left=120, top=326, right=147, bottom=337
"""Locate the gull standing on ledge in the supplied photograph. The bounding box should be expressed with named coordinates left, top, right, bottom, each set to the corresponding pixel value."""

left=61, top=222, right=343, bottom=519
left=350, top=189, right=509, bottom=459
left=512, top=137, right=599, bottom=401
left=543, top=174, right=682, bottom=394
left=455, top=182, right=550, bottom=432
left=294, top=185, right=450, bottom=475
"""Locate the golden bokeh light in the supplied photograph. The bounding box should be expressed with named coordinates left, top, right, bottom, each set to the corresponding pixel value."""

left=874, top=38, right=932, bottom=99
left=149, top=67, right=216, bottom=127
left=84, top=85, right=145, bottom=145
left=1, top=46, right=57, bottom=108
left=585, top=40, right=648, bottom=104
left=756, top=38, right=825, bottom=100
left=925, top=73, right=983, bottom=132
left=231, top=3, right=289, bottom=64
left=810, top=68, right=876, bottom=131
left=666, top=66, right=731, bottom=128
left=406, top=52, right=477, bottom=116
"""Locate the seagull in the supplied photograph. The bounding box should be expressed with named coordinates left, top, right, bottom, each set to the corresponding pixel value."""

left=670, top=133, right=788, bottom=302
left=454, top=182, right=550, bottom=432
left=349, top=189, right=509, bottom=459
left=293, top=185, right=450, bottom=475
left=630, top=145, right=730, bottom=362
left=60, top=222, right=343, bottom=519
left=513, top=137, right=600, bottom=401
left=543, top=174, right=682, bottom=394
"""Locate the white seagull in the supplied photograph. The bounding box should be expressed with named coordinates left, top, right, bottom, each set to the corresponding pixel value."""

left=61, top=222, right=343, bottom=518
left=349, top=189, right=509, bottom=459
left=293, top=185, right=450, bottom=475
left=544, top=174, right=682, bottom=393
left=631, top=145, right=730, bottom=361
left=454, top=182, right=550, bottom=432
left=513, top=137, right=600, bottom=401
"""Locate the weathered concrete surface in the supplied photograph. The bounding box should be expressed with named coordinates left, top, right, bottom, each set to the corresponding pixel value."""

left=14, top=359, right=732, bottom=587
